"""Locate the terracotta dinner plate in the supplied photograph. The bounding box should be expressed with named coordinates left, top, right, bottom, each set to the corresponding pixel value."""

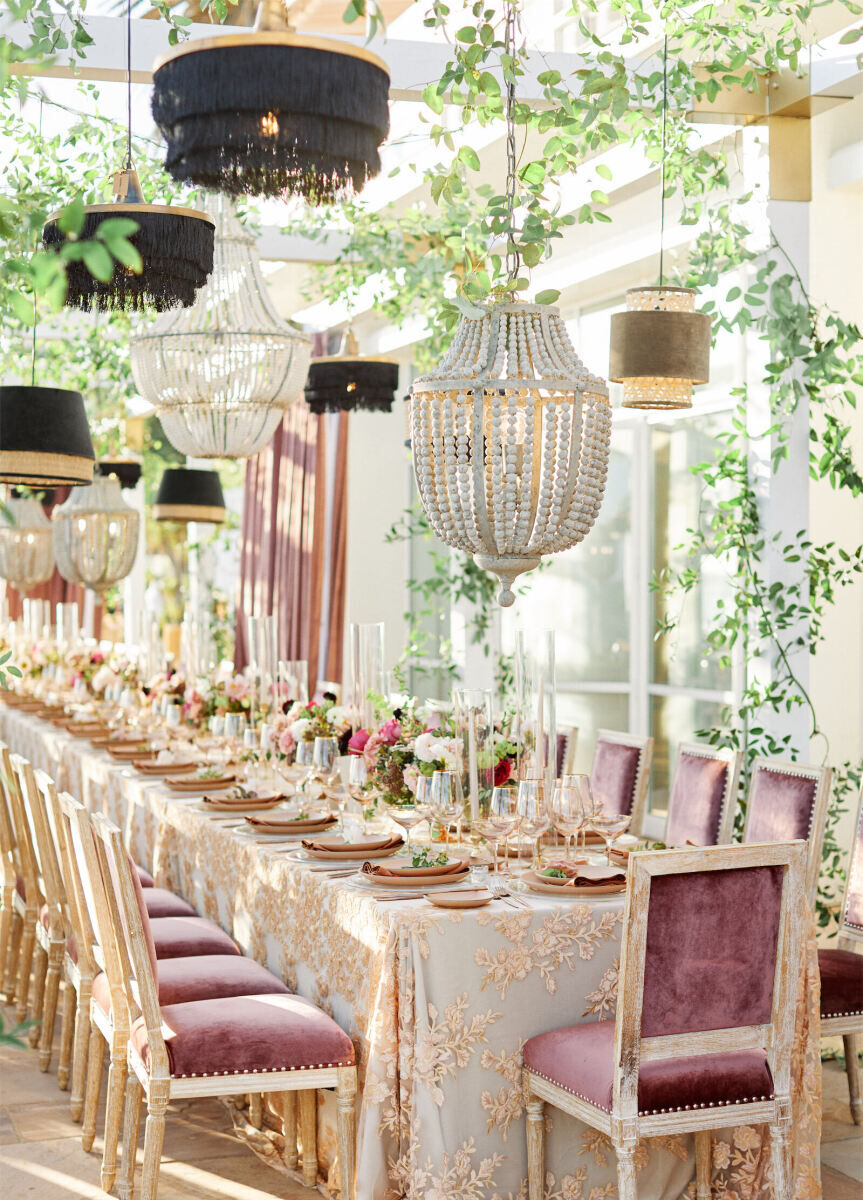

left=300, top=836, right=404, bottom=861
left=522, top=869, right=626, bottom=897
left=426, top=888, right=492, bottom=909
left=359, top=858, right=472, bottom=889
left=242, top=813, right=336, bottom=834
left=201, top=795, right=286, bottom=813
left=167, top=773, right=236, bottom=793
left=134, top=760, right=198, bottom=776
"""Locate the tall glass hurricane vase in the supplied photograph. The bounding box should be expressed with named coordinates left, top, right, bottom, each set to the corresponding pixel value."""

left=350, top=621, right=384, bottom=729
left=453, top=688, right=494, bottom=828
left=515, top=629, right=557, bottom=792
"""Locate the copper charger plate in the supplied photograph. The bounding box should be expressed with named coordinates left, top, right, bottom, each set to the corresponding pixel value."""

left=134, top=760, right=198, bottom=776
left=427, top=888, right=492, bottom=909
left=203, top=795, right=286, bottom=813
left=168, top=774, right=236, bottom=793
left=522, top=869, right=626, bottom=897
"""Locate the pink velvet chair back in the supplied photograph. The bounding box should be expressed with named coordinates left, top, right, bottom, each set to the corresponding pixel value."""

left=743, top=758, right=832, bottom=902
left=665, top=743, right=742, bottom=848
left=841, top=788, right=863, bottom=935
left=590, top=730, right=653, bottom=835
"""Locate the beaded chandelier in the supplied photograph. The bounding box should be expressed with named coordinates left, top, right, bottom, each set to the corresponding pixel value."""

left=410, top=302, right=611, bottom=605
left=52, top=476, right=139, bottom=594
left=0, top=496, right=55, bottom=594
left=130, top=194, right=310, bottom=458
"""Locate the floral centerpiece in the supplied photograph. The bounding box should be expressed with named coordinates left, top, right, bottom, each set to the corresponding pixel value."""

left=183, top=674, right=251, bottom=726
left=349, top=704, right=461, bottom=805
left=265, top=698, right=356, bottom=765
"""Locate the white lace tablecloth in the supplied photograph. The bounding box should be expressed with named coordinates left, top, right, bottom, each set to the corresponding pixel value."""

left=1, top=704, right=822, bottom=1200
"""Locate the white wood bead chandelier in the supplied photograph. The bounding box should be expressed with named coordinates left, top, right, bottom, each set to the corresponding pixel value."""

left=409, top=301, right=612, bottom=605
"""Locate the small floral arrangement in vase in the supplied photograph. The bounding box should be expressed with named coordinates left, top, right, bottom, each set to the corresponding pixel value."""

left=348, top=703, right=461, bottom=806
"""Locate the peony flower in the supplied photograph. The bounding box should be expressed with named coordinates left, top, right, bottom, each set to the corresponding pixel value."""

left=413, top=731, right=440, bottom=764
left=278, top=728, right=296, bottom=758
left=348, top=728, right=371, bottom=756
left=91, top=665, right=118, bottom=694
left=363, top=731, right=384, bottom=768
left=290, top=717, right=312, bottom=742
left=494, top=759, right=512, bottom=786
left=379, top=717, right=401, bottom=745
left=403, top=764, right=420, bottom=795
left=226, top=675, right=249, bottom=702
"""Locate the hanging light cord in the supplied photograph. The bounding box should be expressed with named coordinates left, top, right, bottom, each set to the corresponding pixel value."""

left=31, top=95, right=44, bottom=387
left=504, top=0, right=520, bottom=284
left=658, top=31, right=668, bottom=289
left=124, top=0, right=133, bottom=170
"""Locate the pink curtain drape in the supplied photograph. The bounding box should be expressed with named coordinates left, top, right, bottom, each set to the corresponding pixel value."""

left=234, top=402, right=349, bottom=687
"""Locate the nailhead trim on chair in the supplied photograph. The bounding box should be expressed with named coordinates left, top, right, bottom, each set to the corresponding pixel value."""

left=175, top=1059, right=353, bottom=1080
left=526, top=1068, right=774, bottom=1115
left=823, top=1008, right=863, bottom=1018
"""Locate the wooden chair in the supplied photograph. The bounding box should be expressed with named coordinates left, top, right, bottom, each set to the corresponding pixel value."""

left=0, top=742, right=24, bottom=1003
left=742, top=757, right=832, bottom=904
left=819, top=786, right=863, bottom=1124
left=664, top=742, right=743, bottom=847
left=590, top=729, right=653, bottom=837
left=523, top=840, right=807, bottom=1200
left=2, top=748, right=45, bottom=1028
left=91, top=812, right=358, bottom=1200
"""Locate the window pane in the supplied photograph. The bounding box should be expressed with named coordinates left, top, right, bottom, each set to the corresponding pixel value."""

left=502, top=428, right=632, bottom=684
left=648, top=694, right=727, bottom=816
left=650, top=412, right=733, bottom=691
left=557, top=691, right=630, bottom=775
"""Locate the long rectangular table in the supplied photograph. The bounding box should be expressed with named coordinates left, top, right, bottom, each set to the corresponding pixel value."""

left=0, top=704, right=823, bottom=1200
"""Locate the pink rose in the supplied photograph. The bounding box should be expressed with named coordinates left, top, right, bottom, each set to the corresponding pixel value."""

left=379, top=717, right=401, bottom=746
left=363, top=732, right=383, bottom=769
left=403, top=764, right=419, bottom=795
left=278, top=729, right=296, bottom=757
left=349, top=728, right=371, bottom=755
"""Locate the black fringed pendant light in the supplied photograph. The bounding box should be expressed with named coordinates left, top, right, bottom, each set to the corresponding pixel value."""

left=305, top=331, right=398, bottom=414
left=153, top=467, right=226, bottom=524
left=42, top=1, right=214, bottom=312
left=96, top=459, right=143, bottom=489
left=0, top=387, right=95, bottom=487
left=151, top=0, right=390, bottom=202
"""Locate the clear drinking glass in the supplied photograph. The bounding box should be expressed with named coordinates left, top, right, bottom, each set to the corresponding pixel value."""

left=517, top=777, right=550, bottom=870
left=430, top=770, right=463, bottom=852
left=278, top=659, right=309, bottom=706
left=474, top=786, right=519, bottom=875
left=311, top=736, right=340, bottom=812
left=554, top=775, right=591, bottom=859
left=590, top=812, right=632, bottom=864
left=384, top=800, right=427, bottom=855
left=347, top=755, right=375, bottom=831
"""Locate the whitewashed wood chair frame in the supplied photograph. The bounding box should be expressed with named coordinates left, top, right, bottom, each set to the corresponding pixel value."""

left=821, top=786, right=862, bottom=1124
left=744, top=757, right=832, bottom=904
left=91, top=813, right=358, bottom=1200
left=52, top=788, right=102, bottom=1122
left=523, top=841, right=807, bottom=1200
left=0, top=741, right=24, bottom=1004
left=64, top=793, right=134, bottom=1191
left=665, top=741, right=743, bottom=847
left=592, top=728, right=654, bottom=837
left=3, top=750, right=46, bottom=1028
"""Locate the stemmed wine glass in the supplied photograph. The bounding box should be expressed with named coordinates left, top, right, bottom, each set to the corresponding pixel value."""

left=590, top=811, right=632, bottom=864
left=311, top=736, right=342, bottom=824
left=563, top=773, right=600, bottom=855
left=517, top=777, right=550, bottom=871
left=294, top=738, right=314, bottom=790
left=347, top=754, right=375, bottom=832
left=551, top=782, right=584, bottom=860
left=430, top=771, right=463, bottom=853
left=474, top=787, right=520, bottom=876
left=384, top=796, right=428, bottom=855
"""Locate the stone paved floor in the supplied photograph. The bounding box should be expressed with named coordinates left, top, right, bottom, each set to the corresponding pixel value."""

left=1, top=1003, right=860, bottom=1198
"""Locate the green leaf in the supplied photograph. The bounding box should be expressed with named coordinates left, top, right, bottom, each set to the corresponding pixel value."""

left=455, top=25, right=476, bottom=42
left=80, top=241, right=115, bottom=283
left=457, top=145, right=481, bottom=171
left=95, top=217, right=140, bottom=241
left=57, top=196, right=85, bottom=238
left=595, top=162, right=613, bottom=180
left=534, top=289, right=560, bottom=305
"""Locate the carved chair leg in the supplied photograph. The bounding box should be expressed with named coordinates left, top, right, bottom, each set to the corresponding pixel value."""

left=0, top=895, right=12, bottom=989
left=336, top=1068, right=357, bottom=1200
left=769, top=1118, right=792, bottom=1200
left=524, top=1074, right=545, bottom=1200
left=249, top=1091, right=263, bottom=1129
left=27, top=941, right=48, bottom=1045
left=102, top=1047, right=128, bottom=1192
left=118, top=1073, right=144, bottom=1200
left=694, top=1130, right=712, bottom=1200
left=69, top=980, right=92, bottom=1122
left=57, top=978, right=76, bottom=1089
left=615, top=1140, right=638, bottom=1200
left=82, top=1023, right=105, bottom=1153
left=1, top=909, right=23, bottom=1002
left=299, top=1089, right=318, bottom=1187
left=281, top=1091, right=298, bottom=1169
left=140, top=1097, right=169, bottom=1200
left=38, top=947, right=64, bottom=1070
left=843, top=1034, right=862, bottom=1126
left=14, top=919, right=36, bottom=1021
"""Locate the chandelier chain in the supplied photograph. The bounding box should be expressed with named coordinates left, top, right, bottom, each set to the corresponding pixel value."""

left=504, top=0, right=520, bottom=283
left=659, top=31, right=668, bottom=288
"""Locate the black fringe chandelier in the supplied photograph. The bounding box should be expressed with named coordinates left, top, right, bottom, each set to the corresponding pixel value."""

left=151, top=0, right=391, bottom=203
left=42, top=1, right=214, bottom=312
left=305, top=330, right=399, bottom=414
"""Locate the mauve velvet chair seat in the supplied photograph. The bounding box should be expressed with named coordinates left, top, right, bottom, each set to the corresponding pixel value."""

left=149, top=916, right=240, bottom=960
left=142, top=887, right=197, bottom=920
left=130, top=993, right=356, bottom=1079
left=592, top=741, right=641, bottom=816
left=523, top=1020, right=774, bottom=1115
left=819, top=949, right=863, bottom=1018
left=135, top=865, right=155, bottom=888
left=91, top=956, right=290, bottom=1014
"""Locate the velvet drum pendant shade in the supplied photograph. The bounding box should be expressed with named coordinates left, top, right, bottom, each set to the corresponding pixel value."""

left=0, top=386, right=95, bottom=487
left=153, top=467, right=227, bottom=524
left=304, top=357, right=399, bottom=414
left=150, top=1, right=391, bottom=202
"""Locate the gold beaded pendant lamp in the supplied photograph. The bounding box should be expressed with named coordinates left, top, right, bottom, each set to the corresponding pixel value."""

left=609, top=35, right=711, bottom=410
left=409, top=6, right=612, bottom=607
left=0, top=494, right=55, bottom=594
left=52, top=475, right=140, bottom=594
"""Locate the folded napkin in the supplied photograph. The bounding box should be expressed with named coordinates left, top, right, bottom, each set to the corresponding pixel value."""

left=167, top=771, right=236, bottom=789
left=536, top=863, right=626, bottom=888
left=245, top=813, right=336, bottom=830
left=202, top=792, right=284, bottom=808
left=300, top=834, right=403, bottom=854
left=361, top=859, right=470, bottom=878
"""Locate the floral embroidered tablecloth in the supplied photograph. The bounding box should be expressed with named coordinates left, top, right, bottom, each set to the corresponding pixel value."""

left=1, top=706, right=822, bottom=1200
